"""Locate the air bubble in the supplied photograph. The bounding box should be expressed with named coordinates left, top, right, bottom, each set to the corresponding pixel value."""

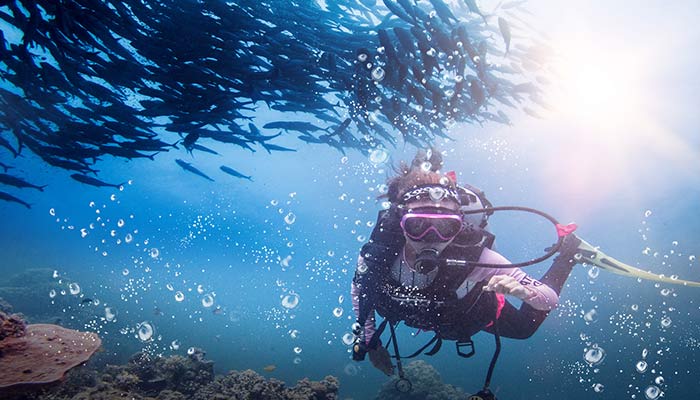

left=202, top=294, right=215, bottom=308
left=175, top=291, right=185, bottom=302
left=105, top=307, right=117, bottom=322
left=342, top=333, right=355, bottom=346
left=371, top=67, right=385, bottom=81
left=282, top=293, right=300, bottom=309
left=660, top=316, right=672, bottom=328
left=280, top=255, right=292, bottom=268
left=584, top=345, right=606, bottom=366
left=368, top=148, right=389, bottom=165
left=68, top=283, right=81, bottom=295
left=344, top=363, right=358, bottom=376
left=284, top=212, right=296, bottom=225
left=137, top=321, right=154, bottom=342
left=636, top=360, right=648, bottom=373
left=644, top=385, right=661, bottom=400
left=588, top=266, right=600, bottom=279
left=583, top=309, right=598, bottom=324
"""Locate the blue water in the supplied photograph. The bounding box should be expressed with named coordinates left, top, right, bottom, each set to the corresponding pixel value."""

left=2, top=1, right=700, bottom=399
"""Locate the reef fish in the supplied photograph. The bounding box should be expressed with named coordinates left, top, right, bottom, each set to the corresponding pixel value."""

left=175, top=159, right=214, bottom=182
left=0, top=190, right=31, bottom=208
left=191, top=144, right=220, bottom=156
left=220, top=165, right=253, bottom=181
left=70, top=174, right=124, bottom=189
left=0, top=173, right=46, bottom=191
left=498, top=17, right=512, bottom=54
left=263, top=365, right=276, bottom=372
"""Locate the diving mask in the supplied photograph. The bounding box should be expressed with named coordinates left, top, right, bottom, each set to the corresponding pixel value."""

left=400, top=212, right=463, bottom=242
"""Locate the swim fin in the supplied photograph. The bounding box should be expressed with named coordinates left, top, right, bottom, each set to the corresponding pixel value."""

left=468, top=389, right=497, bottom=400
left=571, top=235, right=700, bottom=287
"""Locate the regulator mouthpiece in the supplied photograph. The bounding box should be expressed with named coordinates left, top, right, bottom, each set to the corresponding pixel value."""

left=414, top=248, right=440, bottom=274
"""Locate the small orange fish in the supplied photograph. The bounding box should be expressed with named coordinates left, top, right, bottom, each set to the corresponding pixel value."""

left=263, top=364, right=276, bottom=372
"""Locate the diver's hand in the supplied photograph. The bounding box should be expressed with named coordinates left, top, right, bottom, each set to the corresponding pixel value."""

left=352, top=337, right=368, bottom=361
left=557, top=233, right=583, bottom=261
left=483, top=275, right=534, bottom=301
left=368, top=345, right=394, bottom=376
left=351, top=322, right=367, bottom=361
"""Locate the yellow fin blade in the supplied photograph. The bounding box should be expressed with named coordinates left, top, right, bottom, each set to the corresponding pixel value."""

left=575, top=238, right=700, bottom=287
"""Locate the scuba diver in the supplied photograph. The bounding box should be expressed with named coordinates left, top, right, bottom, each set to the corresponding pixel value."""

left=349, top=149, right=700, bottom=399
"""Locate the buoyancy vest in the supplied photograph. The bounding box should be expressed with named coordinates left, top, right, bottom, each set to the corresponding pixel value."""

left=354, top=208, right=498, bottom=341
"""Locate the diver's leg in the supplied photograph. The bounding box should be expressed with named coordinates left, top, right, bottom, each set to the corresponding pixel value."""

left=536, top=234, right=581, bottom=295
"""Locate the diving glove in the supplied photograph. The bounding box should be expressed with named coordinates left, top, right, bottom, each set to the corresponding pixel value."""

left=352, top=337, right=368, bottom=361
left=557, top=233, right=582, bottom=260
left=351, top=322, right=368, bottom=361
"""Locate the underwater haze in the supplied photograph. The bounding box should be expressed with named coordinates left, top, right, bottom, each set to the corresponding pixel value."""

left=1, top=0, right=700, bottom=399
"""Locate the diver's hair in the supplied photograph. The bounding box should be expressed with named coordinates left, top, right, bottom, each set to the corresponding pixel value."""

left=382, top=147, right=455, bottom=203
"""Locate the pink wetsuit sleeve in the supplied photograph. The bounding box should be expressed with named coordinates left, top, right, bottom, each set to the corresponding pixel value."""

left=469, top=248, right=559, bottom=311
left=351, top=257, right=376, bottom=344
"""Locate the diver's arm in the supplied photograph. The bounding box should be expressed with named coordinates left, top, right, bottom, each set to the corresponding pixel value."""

left=351, top=256, right=376, bottom=343
left=473, top=248, right=559, bottom=311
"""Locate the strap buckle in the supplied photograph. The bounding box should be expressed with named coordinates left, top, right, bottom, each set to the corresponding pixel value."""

left=456, top=340, right=476, bottom=358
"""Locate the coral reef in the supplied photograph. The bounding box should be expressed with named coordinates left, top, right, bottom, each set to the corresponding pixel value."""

left=17, top=349, right=340, bottom=400
left=193, top=369, right=339, bottom=400
left=0, top=317, right=102, bottom=393
left=0, top=310, right=27, bottom=340
left=118, top=349, right=215, bottom=396
left=376, top=360, right=468, bottom=400
left=0, top=299, right=339, bottom=399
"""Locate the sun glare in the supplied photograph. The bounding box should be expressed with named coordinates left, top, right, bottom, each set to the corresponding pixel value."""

left=529, top=33, right=699, bottom=215
left=548, top=36, right=645, bottom=129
